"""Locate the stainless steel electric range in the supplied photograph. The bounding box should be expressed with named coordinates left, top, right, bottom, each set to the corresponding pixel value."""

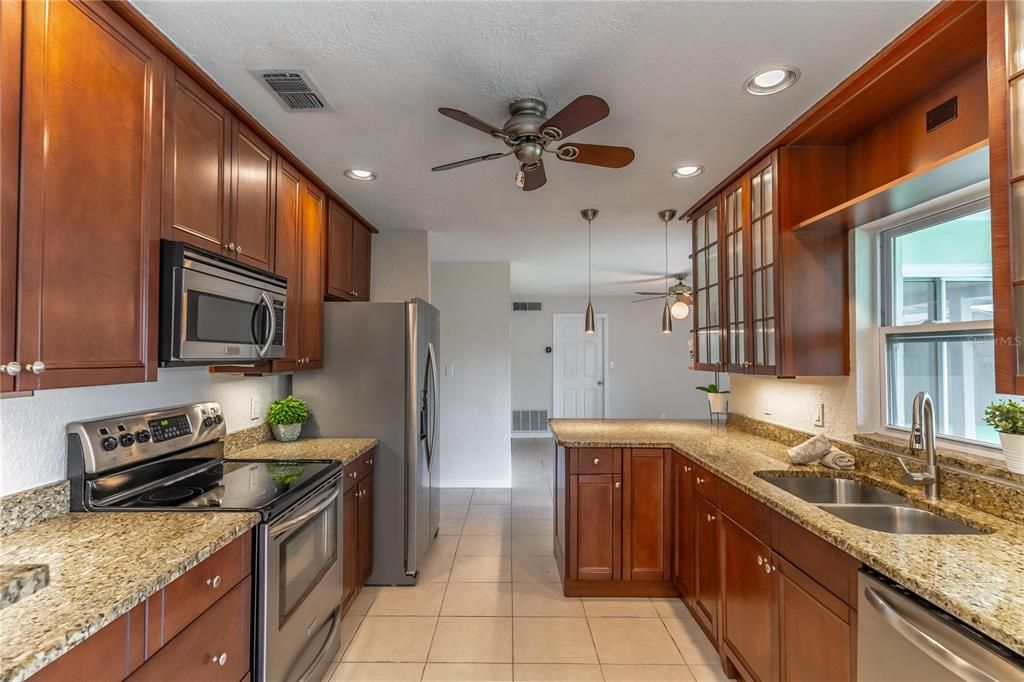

left=67, top=402, right=342, bottom=682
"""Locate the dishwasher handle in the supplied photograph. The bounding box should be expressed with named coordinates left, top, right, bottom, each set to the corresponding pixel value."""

left=864, top=586, right=1001, bottom=682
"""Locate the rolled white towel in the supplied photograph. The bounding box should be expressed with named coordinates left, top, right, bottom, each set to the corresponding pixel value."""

left=787, top=434, right=832, bottom=464
left=820, top=447, right=855, bottom=471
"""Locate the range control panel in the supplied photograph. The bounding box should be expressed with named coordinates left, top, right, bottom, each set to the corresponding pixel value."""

left=68, top=402, right=226, bottom=475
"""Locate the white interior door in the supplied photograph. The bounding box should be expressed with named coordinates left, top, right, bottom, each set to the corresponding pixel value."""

left=552, top=314, right=607, bottom=418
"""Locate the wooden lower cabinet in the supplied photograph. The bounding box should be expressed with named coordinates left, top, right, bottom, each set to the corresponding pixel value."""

left=342, top=484, right=358, bottom=612
left=672, top=456, right=696, bottom=599
left=693, top=493, right=720, bottom=641
left=343, top=450, right=375, bottom=614
left=572, top=473, right=622, bottom=581
left=358, top=473, right=374, bottom=585
left=28, top=603, right=147, bottom=682
left=721, top=515, right=777, bottom=682
left=623, top=448, right=671, bottom=581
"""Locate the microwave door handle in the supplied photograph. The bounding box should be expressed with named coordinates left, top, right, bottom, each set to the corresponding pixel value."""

left=256, top=291, right=276, bottom=358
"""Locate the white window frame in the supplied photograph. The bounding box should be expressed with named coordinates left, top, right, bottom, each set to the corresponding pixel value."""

left=876, top=197, right=998, bottom=451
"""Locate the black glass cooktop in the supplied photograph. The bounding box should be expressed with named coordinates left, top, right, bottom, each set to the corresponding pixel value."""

left=95, top=458, right=340, bottom=515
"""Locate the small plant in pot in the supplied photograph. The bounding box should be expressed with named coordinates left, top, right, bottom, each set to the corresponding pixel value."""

left=696, top=373, right=730, bottom=415
left=984, top=398, right=1024, bottom=474
left=267, top=396, right=309, bottom=442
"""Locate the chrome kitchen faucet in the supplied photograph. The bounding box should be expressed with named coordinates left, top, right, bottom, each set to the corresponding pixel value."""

left=898, top=391, right=941, bottom=500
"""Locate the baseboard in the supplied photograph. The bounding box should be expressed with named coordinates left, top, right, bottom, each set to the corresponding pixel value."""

left=563, top=579, right=679, bottom=598
left=440, top=479, right=512, bottom=488
left=512, top=431, right=552, bottom=439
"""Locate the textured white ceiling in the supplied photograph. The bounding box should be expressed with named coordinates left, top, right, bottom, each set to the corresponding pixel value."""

left=133, top=0, right=934, bottom=295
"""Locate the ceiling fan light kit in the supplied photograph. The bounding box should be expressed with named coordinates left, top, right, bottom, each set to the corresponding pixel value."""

left=581, top=209, right=599, bottom=334
left=432, top=96, right=635, bottom=191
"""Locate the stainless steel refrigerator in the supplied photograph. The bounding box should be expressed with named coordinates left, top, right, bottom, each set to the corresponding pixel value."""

left=294, top=299, right=440, bottom=586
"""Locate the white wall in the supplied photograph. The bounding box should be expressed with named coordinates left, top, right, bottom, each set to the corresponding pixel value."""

left=371, top=229, right=431, bottom=303
left=431, top=262, right=512, bottom=487
left=511, top=295, right=724, bottom=424
left=0, top=368, right=289, bottom=496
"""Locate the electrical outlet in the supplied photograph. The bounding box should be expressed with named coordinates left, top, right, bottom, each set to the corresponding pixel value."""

left=761, top=394, right=772, bottom=416
left=609, top=360, right=615, bottom=369
left=250, top=395, right=261, bottom=421
left=813, top=403, right=825, bottom=428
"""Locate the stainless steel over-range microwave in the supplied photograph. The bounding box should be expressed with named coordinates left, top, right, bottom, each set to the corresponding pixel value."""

left=160, top=240, right=286, bottom=365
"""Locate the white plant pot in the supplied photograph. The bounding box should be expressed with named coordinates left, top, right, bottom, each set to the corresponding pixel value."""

left=998, top=432, right=1024, bottom=474
left=272, top=423, right=302, bottom=442
left=707, top=393, right=728, bottom=414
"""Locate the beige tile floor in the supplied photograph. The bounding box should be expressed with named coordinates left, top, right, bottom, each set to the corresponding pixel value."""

left=328, top=438, right=728, bottom=682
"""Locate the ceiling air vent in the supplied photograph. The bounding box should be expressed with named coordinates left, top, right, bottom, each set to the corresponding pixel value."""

left=513, top=302, right=542, bottom=312
left=253, top=69, right=328, bottom=111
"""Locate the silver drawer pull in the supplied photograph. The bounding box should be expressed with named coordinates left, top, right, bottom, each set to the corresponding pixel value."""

left=205, top=575, right=222, bottom=589
left=593, top=458, right=600, bottom=465
left=349, top=471, right=358, bottom=478
left=210, top=652, right=227, bottom=666
left=2, top=362, right=20, bottom=376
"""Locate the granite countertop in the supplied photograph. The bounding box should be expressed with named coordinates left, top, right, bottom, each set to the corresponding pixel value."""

left=229, top=437, right=378, bottom=465
left=0, top=511, right=259, bottom=682
left=549, top=418, right=1024, bottom=656
left=0, top=564, right=49, bottom=610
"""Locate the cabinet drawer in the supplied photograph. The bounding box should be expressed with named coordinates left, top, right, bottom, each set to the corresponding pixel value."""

left=156, top=532, right=252, bottom=646
left=343, top=449, right=375, bottom=492
left=570, top=448, right=622, bottom=475
left=719, top=480, right=770, bottom=543
left=691, top=463, right=719, bottom=504
left=771, top=512, right=860, bottom=606
left=130, top=576, right=251, bottom=682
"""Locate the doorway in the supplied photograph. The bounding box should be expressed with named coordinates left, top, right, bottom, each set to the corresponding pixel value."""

left=552, top=313, right=609, bottom=419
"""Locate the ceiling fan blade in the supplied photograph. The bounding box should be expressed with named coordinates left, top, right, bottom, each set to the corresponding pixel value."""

left=632, top=296, right=667, bottom=303
left=634, top=291, right=668, bottom=296
left=540, top=95, right=609, bottom=140
left=431, top=152, right=508, bottom=172
left=521, top=159, right=547, bottom=191
left=438, top=107, right=507, bottom=139
left=557, top=143, right=635, bottom=168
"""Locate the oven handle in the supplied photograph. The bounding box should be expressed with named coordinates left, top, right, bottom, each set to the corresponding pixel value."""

left=257, top=291, right=276, bottom=358
left=270, top=487, right=340, bottom=538
left=295, top=607, right=341, bottom=682
left=863, top=586, right=1000, bottom=682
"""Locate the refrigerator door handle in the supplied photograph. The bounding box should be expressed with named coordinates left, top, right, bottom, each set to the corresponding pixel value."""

left=426, top=341, right=439, bottom=468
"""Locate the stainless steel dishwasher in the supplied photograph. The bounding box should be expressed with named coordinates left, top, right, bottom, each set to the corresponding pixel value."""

left=858, top=570, right=1024, bottom=681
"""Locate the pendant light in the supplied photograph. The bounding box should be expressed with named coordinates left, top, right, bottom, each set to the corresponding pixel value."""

left=581, top=209, right=599, bottom=334
left=658, top=210, right=677, bottom=334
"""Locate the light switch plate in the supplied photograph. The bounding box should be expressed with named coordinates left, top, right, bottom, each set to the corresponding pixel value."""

left=813, top=403, right=825, bottom=427
left=250, top=395, right=261, bottom=421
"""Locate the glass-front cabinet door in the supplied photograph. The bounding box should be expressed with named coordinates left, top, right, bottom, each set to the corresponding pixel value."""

left=722, top=179, right=749, bottom=372
left=748, top=154, right=778, bottom=374
left=691, top=201, right=722, bottom=370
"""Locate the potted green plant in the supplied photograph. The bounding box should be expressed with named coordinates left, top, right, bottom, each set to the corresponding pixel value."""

left=696, top=373, right=730, bottom=414
left=267, top=396, right=310, bottom=442
left=984, top=398, right=1024, bottom=474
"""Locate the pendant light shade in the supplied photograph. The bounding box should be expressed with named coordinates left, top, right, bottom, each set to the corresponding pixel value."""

left=581, top=209, right=599, bottom=334
left=661, top=300, right=673, bottom=334
left=657, top=209, right=677, bottom=334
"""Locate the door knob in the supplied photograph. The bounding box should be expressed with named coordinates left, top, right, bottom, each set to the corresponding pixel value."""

left=27, top=361, right=45, bottom=374
left=1, top=362, right=20, bottom=376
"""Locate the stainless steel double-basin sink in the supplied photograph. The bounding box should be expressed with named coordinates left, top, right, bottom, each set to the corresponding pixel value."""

left=755, top=473, right=989, bottom=535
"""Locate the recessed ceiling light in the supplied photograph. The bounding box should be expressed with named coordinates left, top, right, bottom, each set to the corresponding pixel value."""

left=672, top=165, right=704, bottom=178
left=344, top=168, right=377, bottom=181
left=744, top=67, right=800, bottom=96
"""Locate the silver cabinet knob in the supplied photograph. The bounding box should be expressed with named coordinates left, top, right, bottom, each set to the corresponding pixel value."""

left=683, top=465, right=692, bottom=472
left=349, top=471, right=358, bottom=478
left=368, top=459, right=373, bottom=466
left=27, top=361, right=45, bottom=374
left=614, top=481, right=621, bottom=489
left=227, top=242, right=236, bottom=252
left=593, top=458, right=600, bottom=465
left=706, top=513, right=716, bottom=522
left=236, top=244, right=242, bottom=255
left=205, top=575, right=222, bottom=589
left=757, top=555, right=764, bottom=566
left=764, top=563, right=773, bottom=574
left=1, top=362, right=20, bottom=376
left=696, top=476, right=705, bottom=484
left=210, top=653, right=227, bottom=666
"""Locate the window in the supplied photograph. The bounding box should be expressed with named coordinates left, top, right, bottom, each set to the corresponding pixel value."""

left=881, top=204, right=1000, bottom=446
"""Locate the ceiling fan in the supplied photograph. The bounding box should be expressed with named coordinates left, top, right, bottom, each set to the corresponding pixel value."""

left=431, top=96, right=635, bottom=191
left=633, top=273, right=693, bottom=320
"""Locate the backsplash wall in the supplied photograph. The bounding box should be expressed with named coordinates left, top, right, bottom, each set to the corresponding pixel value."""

left=0, top=368, right=289, bottom=496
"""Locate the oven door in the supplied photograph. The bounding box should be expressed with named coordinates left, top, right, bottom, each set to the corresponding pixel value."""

left=173, top=265, right=285, bottom=363
left=258, top=479, right=343, bottom=682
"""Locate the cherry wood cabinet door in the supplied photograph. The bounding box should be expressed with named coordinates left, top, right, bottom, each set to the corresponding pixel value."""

left=748, top=153, right=779, bottom=376
left=342, top=485, right=358, bottom=612
left=571, top=474, right=621, bottom=581
left=165, top=68, right=231, bottom=254
left=351, top=219, right=373, bottom=301
left=721, top=515, right=777, bottom=682
left=0, top=0, right=22, bottom=392
left=358, top=473, right=374, bottom=585
left=776, top=554, right=854, bottom=682
left=28, top=603, right=146, bottom=682
left=18, top=0, right=165, bottom=391
left=326, top=200, right=355, bottom=300
left=298, top=179, right=325, bottom=369
left=693, top=494, right=720, bottom=642
left=230, top=121, right=275, bottom=271
left=271, top=159, right=303, bottom=372
left=672, top=456, right=696, bottom=599
left=623, top=449, right=670, bottom=581
left=690, top=200, right=723, bottom=370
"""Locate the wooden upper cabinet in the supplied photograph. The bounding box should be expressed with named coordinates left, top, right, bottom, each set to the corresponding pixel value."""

left=16, top=0, right=165, bottom=391
left=165, top=68, right=231, bottom=253
left=622, top=449, right=670, bottom=582
left=989, top=0, right=1024, bottom=394
left=721, top=177, right=749, bottom=373
left=326, top=200, right=355, bottom=299
left=747, top=154, right=778, bottom=375
left=1, top=0, right=22, bottom=392
left=351, top=220, right=372, bottom=301
left=230, top=121, right=275, bottom=271
left=690, top=201, right=722, bottom=371
left=299, top=180, right=326, bottom=369
left=272, top=158, right=303, bottom=371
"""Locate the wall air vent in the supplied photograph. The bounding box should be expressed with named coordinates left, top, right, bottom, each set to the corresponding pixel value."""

left=512, top=410, right=549, bottom=433
left=252, top=69, right=328, bottom=111
left=513, top=302, right=543, bottom=312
